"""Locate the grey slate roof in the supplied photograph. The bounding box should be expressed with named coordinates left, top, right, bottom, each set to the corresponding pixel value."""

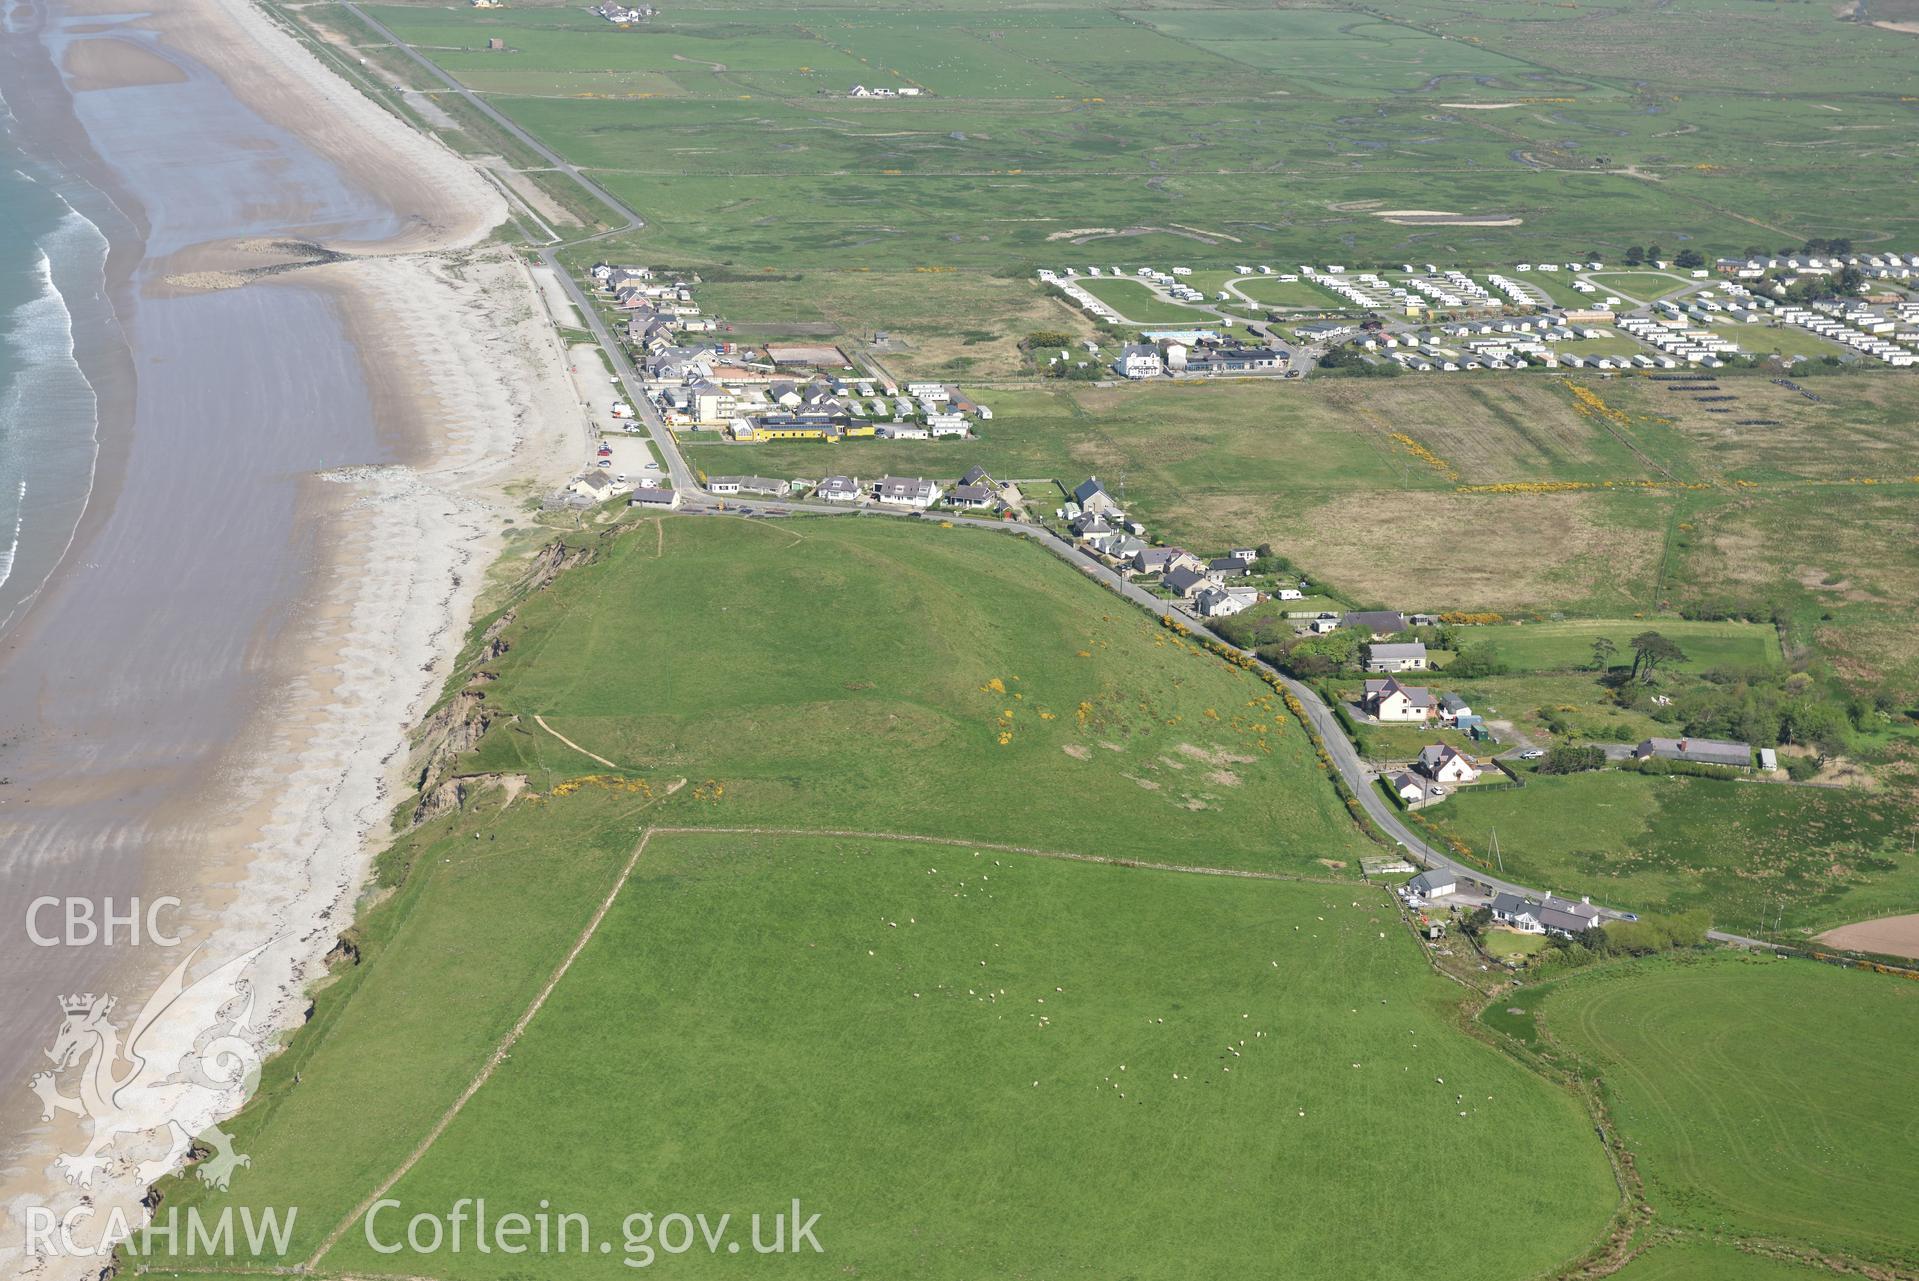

left=1344, top=610, right=1409, bottom=634
left=1162, top=565, right=1211, bottom=596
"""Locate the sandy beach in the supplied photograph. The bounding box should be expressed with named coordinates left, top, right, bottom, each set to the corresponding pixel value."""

left=0, top=0, right=582, bottom=1271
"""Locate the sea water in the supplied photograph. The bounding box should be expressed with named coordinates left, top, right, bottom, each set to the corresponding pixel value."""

left=0, top=127, right=111, bottom=636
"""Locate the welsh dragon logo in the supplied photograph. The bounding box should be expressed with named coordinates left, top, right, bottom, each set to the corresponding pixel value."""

left=31, top=944, right=269, bottom=1192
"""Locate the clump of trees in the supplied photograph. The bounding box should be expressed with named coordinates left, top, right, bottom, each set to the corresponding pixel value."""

left=1317, top=344, right=1401, bottom=376
left=1619, top=244, right=1702, bottom=269
left=1537, top=744, right=1606, bottom=774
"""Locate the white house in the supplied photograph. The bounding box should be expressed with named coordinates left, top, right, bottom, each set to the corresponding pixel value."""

left=1490, top=892, right=1599, bottom=939
left=874, top=475, right=941, bottom=508
left=568, top=472, right=615, bottom=502
left=1403, top=868, right=1457, bottom=900
left=1115, top=343, right=1164, bottom=379
left=1416, top=743, right=1480, bottom=784
left=1388, top=771, right=1432, bottom=805
left=1363, top=678, right=1434, bottom=723
left=1193, top=586, right=1258, bottom=618
left=815, top=475, right=863, bottom=503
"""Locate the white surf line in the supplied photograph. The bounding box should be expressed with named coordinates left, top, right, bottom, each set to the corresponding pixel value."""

left=533, top=712, right=621, bottom=769
left=304, top=825, right=659, bottom=1269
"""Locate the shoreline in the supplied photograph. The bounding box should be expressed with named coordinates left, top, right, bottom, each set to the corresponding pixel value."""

left=0, top=0, right=582, bottom=1271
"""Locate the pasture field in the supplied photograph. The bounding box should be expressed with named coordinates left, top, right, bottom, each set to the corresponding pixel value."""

left=1432, top=671, right=1665, bottom=745
left=672, top=268, right=1096, bottom=381
left=356, top=0, right=1919, bottom=271
left=1531, top=954, right=1919, bottom=1264
left=458, top=514, right=1374, bottom=873
left=1603, top=1240, right=1841, bottom=1281
left=686, top=372, right=1919, bottom=660
left=148, top=517, right=1622, bottom=1279
left=1708, top=323, right=1848, bottom=361
left=306, top=830, right=1617, bottom=1279
left=1419, top=770, right=1919, bottom=935
left=1471, top=619, right=1782, bottom=674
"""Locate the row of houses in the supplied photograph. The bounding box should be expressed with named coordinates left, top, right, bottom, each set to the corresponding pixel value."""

left=1060, top=477, right=1267, bottom=617
left=808, top=465, right=1021, bottom=514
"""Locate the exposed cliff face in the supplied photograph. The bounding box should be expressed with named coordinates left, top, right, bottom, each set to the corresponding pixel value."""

left=402, top=538, right=595, bottom=827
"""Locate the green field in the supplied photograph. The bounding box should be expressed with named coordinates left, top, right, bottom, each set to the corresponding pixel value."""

left=1076, top=276, right=1214, bottom=323
left=1535, top=954, right=1919, bottom=1264
left=1421, top=770, right=1919, bottom=934
left=1481, top=930, right=1548, bottom=961
left=1233, top=277, right=1352, bottom=310
left=356, top=0, right=1919, bottom=272
left=1604, top=1239, right=1847, bottom=1281
left=1583, top=272, right=1690, bottom=303
left=459, top=515, right=1371, bottom=871
left=148, top=516, right=1630, bottom=1278
left=304, top=830, right=1615, bottom=1278
left=1472, top=619, right=1782, bottom=674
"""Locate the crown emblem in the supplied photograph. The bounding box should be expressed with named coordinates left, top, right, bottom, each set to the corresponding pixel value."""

left=60, top=993, right=107, bottom=1015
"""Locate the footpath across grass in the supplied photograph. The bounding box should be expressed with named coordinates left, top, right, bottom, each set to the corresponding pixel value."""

left=315, top=830, right=1617, bottom=1280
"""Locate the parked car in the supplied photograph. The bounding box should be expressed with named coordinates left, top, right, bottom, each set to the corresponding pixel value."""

left=1519, top=749, right=1545, bottom=760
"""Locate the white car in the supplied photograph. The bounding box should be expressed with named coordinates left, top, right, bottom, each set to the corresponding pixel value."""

left=1519, top=749, right=1546, bottom=760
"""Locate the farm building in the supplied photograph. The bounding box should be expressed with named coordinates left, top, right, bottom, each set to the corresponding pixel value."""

left=1634, top=737, right=1752, bottom=769
left=1366, top=642, right=1429, bottom=673
left=1342, top=610, right=1409, bottom=637
left=626, top=486, right=681, bottom=510
left=764, top=343, right=848, bottom=367
left=1404, top=869, right=1457, bottom=900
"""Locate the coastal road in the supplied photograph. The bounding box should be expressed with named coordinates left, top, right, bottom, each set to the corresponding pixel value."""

left=537, top=251, right=700, bottom=491
left=341, top=5, right=710, bottom=492
left=345, top=3, right=643, bottom=234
